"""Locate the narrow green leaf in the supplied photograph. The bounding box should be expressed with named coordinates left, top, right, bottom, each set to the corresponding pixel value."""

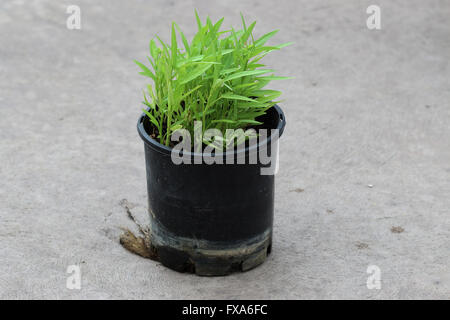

left=171, top=22, right=177, bottom=67
left=180, top=63, right=214, bottom=84
left=233, top=82, right=257, bottom=90
left=195, top=9, right=202, bottom=30
left=211, top=119, right=236, bottom=124
left=236, top=101, right=272, bottom=108
left=240, top=12, right=247, bottom=31
left=149, top=39, right=158, bottom=58
left=220, top=48, right=235, bottom=55
left=251, top=89, right=281, bottom=96
left=170, top=124, right=183, bottom=132
left=224, top=69, right=273, bottom=82
left=213, top=17, right=224, bottom=32
left=134, top=60, right=155, bottom=80
left=241, top=21, right=256, bottom=44
left=254, top=30, right=279, bottom=46
left=174, top=22, right=190, bottom=55
left=274, top=42, right=293, bottom=49
left=220, top=67, right=241, bottom=75
left=220, top=93, right=257, bottom=102
left=180, top=85, right=203, bottom=100
left=143, top=109, right=160, bottom=128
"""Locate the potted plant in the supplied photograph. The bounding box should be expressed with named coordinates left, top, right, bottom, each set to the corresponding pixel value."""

left=135, top=12, right=291, bottom=275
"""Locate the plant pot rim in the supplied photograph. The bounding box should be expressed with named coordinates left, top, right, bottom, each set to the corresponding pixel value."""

left=137, top=104, right=286, bottom=157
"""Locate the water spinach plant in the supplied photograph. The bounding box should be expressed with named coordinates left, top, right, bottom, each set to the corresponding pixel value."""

left=135, top=12, right=291, bottom=149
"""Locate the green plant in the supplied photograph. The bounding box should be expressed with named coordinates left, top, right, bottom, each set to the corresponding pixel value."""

left=135, top=11, right=291, bottom=148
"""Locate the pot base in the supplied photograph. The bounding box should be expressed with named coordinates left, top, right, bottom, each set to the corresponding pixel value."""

left=149, top=212, right=272, bottom=276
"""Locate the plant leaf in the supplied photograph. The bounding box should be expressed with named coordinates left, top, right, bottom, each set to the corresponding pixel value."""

left=143, top=109, right=160, bottom=128
left=134, top=60, right=155, bottom=80
left=220, top=93, right=257, bottom=102
left=224, top=69, right=273, bottom=82
left=180, top=63, right=214, bottom=84
left=254, top=30, right=279, bottom=46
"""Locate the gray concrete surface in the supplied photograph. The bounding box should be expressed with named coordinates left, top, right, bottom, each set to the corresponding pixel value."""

left=0, top=0, right=449, bottom=299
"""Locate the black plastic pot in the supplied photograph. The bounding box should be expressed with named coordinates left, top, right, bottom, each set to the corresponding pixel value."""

left=137, top=105, right=286, bottom=276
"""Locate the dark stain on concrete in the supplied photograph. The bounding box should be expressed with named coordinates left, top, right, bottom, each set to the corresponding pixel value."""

left=391, top=226, right=405, bottom=233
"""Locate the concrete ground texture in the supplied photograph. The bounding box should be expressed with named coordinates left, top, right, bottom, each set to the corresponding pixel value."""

left=0, top=0, right=449, bottom=299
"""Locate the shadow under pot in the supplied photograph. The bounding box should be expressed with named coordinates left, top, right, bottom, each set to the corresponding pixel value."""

left=137, top=105, right=286, bottom=276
